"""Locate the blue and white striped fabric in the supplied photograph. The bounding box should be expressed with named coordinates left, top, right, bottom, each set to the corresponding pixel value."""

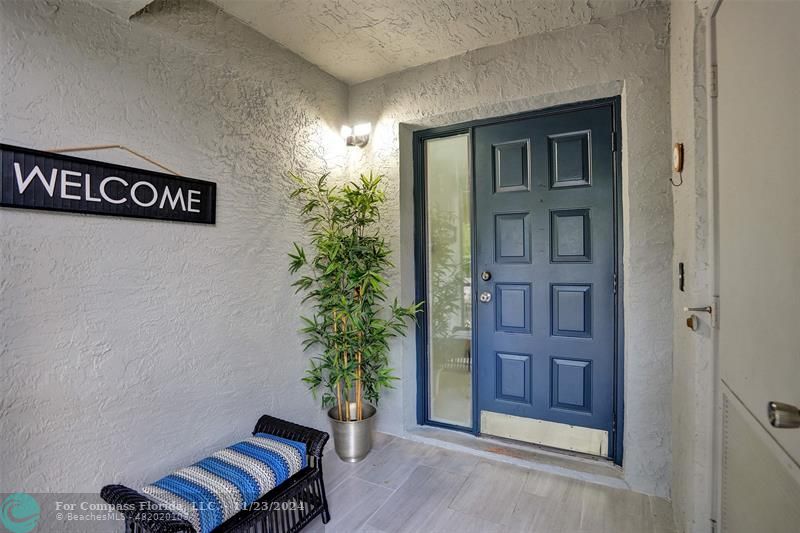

left=141, top=433, right=306, bottom=533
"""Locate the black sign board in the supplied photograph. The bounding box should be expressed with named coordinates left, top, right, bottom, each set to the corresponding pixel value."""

left=0, top=144, right=216, bottom=224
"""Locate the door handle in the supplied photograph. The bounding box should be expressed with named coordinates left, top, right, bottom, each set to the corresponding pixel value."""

left=479, top=291, right=492, bottom=303
left=767, top=401, right=800, bottom=428
left=682, top=303, right=717, bottom=328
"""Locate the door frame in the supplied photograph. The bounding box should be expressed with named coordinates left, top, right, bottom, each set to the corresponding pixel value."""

left=413, top=96, right=625, bottom=464
left=708, top=1, right=723, bottom=527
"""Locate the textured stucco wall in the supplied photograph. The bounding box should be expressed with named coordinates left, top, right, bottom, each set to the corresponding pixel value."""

left=0, top=0, right=348, bottom=492
left=347, top=5, right=674, bottom=497
left=669, top=1, right=714, bottom=531
left=1, top=0, right=677, bottom=500
left=211, top=0, right=661, bottom=84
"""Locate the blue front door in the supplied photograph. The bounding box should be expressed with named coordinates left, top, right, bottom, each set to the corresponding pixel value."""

left=474, top=104, right=618, bottom=456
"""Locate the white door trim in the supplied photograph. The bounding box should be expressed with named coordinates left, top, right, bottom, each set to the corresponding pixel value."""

left=707, top=0, right=723, bottom=529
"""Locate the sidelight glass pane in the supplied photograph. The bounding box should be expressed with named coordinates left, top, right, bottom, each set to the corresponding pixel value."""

left=425, top=134, right=472, bottom=427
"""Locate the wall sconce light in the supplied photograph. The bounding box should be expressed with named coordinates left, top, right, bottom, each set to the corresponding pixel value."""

left=341, top=123, right=371, bottom=147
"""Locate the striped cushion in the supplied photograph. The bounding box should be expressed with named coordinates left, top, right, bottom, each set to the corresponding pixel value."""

left=141, top=433, right=306, bottom=533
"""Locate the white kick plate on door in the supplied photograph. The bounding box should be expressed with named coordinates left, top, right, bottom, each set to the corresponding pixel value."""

left=481, top=410, right=609, bottom=457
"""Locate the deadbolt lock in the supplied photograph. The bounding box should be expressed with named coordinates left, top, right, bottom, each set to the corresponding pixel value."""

left=481, top=271, right=492, bottom=281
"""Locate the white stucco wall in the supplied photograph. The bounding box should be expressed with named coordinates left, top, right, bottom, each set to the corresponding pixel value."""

left=1, top=0, right=677, bottom=501
left=669, top=1, right=715, bottom=531
left=0, top=0, right=348, bottom=492
left=210, top=0, right=661, bottom=84
left=347, top=5, right=674, bottom=497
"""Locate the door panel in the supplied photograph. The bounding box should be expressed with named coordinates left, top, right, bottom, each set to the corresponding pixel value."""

left=714, top=1, right=800, bottom=531
left=474, top=105, right=617, bottom=453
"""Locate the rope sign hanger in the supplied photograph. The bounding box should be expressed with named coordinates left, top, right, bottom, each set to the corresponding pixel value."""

left=47, top=144, right=179, bottom=176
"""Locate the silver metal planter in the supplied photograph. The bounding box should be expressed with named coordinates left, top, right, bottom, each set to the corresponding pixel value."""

left=327, top=403, right=376, bottom=463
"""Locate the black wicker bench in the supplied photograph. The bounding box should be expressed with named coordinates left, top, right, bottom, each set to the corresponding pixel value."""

left=101, top=415, right=330, bottom=533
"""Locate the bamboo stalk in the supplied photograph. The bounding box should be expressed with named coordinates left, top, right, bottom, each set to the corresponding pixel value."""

left=343, top=369, right=350, bottom=420
left=336, top=382, right=343, bottom=422
left=342, top=314, right=350, bottom=421
left=354, top=287, right=363, bottom=421
left=356, top=351, right=363, bottom=420
left=333, top=310, right=343, bottom=422
left=343, top=384, right=350, bottom=421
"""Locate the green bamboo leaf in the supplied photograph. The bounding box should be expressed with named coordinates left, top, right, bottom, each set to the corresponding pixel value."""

left=287, top=171, right=418, bottom=411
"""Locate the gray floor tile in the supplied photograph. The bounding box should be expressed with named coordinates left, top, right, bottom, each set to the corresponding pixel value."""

left=366, top=465, right=467, bottom=533
left=316, top=476, right=394, bottom=532
left=649, top=495, right=675, bottom=530
left=609, top=486, right=650, bottom=522
left=353, top=438, right=428, bottom=489
left=505, top=491, right=550, bottom=532
left=311, top=433, right=672, bottom=533
left=523, top=469, right=582, bottom=500
left=419, top=446, right=480, bottom=476
left=322, top=450, right=359, bottom=491
left=511, top=474, right=584, bottom=532
left=419, top=507, right=504, bottom=533
left=579, top=479, right=619, bottom=531
left=371, top=432, right=395, bottom=452
left=448, top=460, right=527, bottom=525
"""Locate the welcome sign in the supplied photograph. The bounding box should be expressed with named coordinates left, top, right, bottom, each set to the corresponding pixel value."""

left=0, top=144, right=216, bottom=224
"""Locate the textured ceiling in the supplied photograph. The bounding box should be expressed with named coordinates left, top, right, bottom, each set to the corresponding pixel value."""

left=210, top=0, right=657, bottom=84
left=89, top=0, right=153, bottom=19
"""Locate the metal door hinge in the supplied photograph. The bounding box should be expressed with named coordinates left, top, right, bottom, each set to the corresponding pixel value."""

left=713, top=295, right=720, bottom=328
left=613, top=272, right=618, bottom=295
left=711, top=518, right=718, bottom=533
left=710, top=64, right=718, bottom=98
left=611, top=131, right=618, bottom=152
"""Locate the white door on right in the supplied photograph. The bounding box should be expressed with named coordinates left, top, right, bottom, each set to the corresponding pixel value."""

left=714, top=1, right=800, bottom=532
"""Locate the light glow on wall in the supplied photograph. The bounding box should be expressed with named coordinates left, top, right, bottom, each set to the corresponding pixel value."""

left=353, top=123, right=371, bottom=137
left=341, top=122, right=371, bottom=147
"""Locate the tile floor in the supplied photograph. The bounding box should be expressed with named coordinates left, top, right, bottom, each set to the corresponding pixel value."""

left=308, top=433, right=675, bottom=533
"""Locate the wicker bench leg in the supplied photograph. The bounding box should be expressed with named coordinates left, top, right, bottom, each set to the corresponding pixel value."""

left=319, top=471, right=331, bottom=524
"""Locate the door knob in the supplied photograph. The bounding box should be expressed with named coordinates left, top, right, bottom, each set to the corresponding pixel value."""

left=479, top=291, right=492, bottom=303
left=767, top=401, right=800, bottom=428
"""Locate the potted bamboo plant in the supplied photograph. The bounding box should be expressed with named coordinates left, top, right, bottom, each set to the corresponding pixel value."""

left=288, top=172, right=420, bottom=462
